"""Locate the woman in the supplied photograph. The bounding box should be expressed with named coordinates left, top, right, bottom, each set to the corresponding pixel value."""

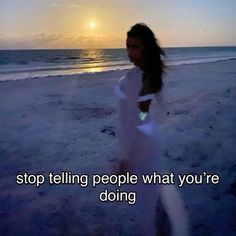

left=114, top=23, right=189, bottom=236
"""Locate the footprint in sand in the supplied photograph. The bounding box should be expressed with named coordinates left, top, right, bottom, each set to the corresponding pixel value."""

left=100, top=125, right=116, bottom=137
left=226, top=182, right=236, bottom=197
left=224, top=88, right=231, bottom=98
left=176, top=128, right=184, bottom=133
left=215, top=143, right=222, bottom=148
left=173, top=109, right=190, bottom=115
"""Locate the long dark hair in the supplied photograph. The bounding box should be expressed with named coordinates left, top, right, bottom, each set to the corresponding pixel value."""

left=127, top=23, right=165, bottom=93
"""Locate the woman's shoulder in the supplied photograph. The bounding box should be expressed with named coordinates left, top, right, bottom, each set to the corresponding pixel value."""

left=126, top=66, right=142, bottom=76
left=117, top=67, right=140, bottom=85
left=123, top=67, right=142, bottom=85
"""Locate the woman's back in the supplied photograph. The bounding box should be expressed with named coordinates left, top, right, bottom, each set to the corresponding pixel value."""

left=114, top=67, right=189, bottom=236
left=114, top=23, right=189, bottom=236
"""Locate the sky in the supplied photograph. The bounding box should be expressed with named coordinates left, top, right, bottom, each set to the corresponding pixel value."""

left=0, top=0, right=236, bottom=49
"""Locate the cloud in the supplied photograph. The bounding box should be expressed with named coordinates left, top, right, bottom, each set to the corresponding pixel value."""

left=0, top=33, right=63, bottom=49
left=0, top=33, right=124, bottom=49
left=67, top=3, right=83, bottom=9
left=49, top=3, right=61, bottom=8
left=49, top=1, right=85, bottom=9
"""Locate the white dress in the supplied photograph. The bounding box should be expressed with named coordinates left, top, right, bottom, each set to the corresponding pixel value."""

left=114, top=67, right=189, bottom=236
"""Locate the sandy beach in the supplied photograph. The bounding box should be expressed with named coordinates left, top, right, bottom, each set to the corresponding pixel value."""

left=1, top=60, right=236, bottom=235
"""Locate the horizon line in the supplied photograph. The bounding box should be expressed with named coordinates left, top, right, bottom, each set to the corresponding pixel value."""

left=0, top=45, right=236, bottom=51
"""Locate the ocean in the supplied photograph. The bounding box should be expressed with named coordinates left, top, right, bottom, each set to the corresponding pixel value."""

left=0, top=46, right=236, bottom=81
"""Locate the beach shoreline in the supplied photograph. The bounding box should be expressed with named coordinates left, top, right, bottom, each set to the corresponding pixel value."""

left=1, top=60, right=236, bottom=235
left=0, top=58, right=235, bottom=83
left=1, top=46, right=236, bottom=82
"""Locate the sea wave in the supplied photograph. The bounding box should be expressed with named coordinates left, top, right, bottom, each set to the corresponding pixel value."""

left=1, top=47, right=236, bottom=81
left=167, top=56, right=236, bottom=66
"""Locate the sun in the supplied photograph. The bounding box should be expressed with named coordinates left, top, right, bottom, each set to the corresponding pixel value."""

left=89, top=22, right=96, bottom=29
